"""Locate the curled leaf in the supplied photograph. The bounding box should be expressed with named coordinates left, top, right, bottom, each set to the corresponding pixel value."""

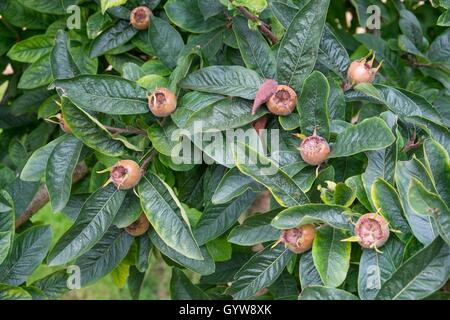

left=252, top=79, right=278, bottom=115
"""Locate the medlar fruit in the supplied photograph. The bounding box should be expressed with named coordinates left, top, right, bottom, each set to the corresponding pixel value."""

left=354, top=213, right=390, bottom=249
left=266, top=85, right=297, bottom=116
left=125, top=213, right=150, bottom=236
left=346, top=52, right=382, bottom=88
left=148, top=88, right=177, bottom=117
left=279, top=224, right=316, bottom=254
left=130, top=6, right=152, bottom=30
left=298, top=133, right=331, bottom=166
left=109, top=159, right=142, bottom=190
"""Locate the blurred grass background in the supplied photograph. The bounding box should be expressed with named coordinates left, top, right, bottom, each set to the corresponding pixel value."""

left=28, top=204, right=172, bottom=300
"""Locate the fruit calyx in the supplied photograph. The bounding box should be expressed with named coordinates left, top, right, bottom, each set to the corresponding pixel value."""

left=106, top=159, right=142, bottom=190
left=49, top=113, right=71, bottom=134
left=354, top=213, right=390, bottom=250
left=125, top=213, right=150, bottom=236
left=297, top=129, right=331, bottom=166
left=276, top=224, right=316, bottom=254
left=130, top=6, right=152, bottom=30
left=266, top=85, right=297, bottom=116
left=344, top=50, right=383, bottom=90
left=148, top=87, right=177, bottom=117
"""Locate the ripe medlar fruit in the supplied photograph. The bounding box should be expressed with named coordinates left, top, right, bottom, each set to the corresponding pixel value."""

left=130, top=6, right=152, bottom=30
left=266, top=85, right=297, bottom=116
left=346, top=52, right=382, bottom=88
left=55, top=113, right=71, bottom=134
left=148, top=88, right=177, bottom=117
left=125, top=213, right=150, bottom=236
left=109, top=160, right=142, bottom=190
left=354, top=213, right=390, bottom=249
left=279, top=224, right=316, bottom=254
left=298, top=133, right=331, bottom=166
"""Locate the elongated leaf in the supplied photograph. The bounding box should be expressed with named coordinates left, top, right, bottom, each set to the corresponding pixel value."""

left=375, top=237, right=450, bottom=300
left=90, top=20, right=138, bottom=58
left=427, top=29, right=450, bottom=64
left=138, top=171, right=202, bottom=260
left=228, top=210, right=281, bottom=246
left=18, top=54, right=53, bottom=89
left=358, top=237, right=404, bottom=300
left=48, top=184, right=126, bottom=266
left=317, top=26, right=350, bottom=80
left=276, top=0, right=330, bottom=91
left=0, top=226, right=52, bottom=286
left=50, top=75, right=149, bottom=114
left=0, top=192, right=14, bottom=265
left=16, top=0, right=77, bottom=14
left=299, top=251, right=323, bottom=288
left=312, top=226, right=351, bottom=288
left=148, top=16, right=184, bottom=69
left=100, top=0, right=127, bottom=13
left=194, top=190, right=256, bottom=245
left=226, top=244, right=292, bottom=300
left=234, top=143, right=309, bottom=207
left=46, top=135, right=83, bottom=212
left=371, top=178, right=411, bottom=242
left=233, top=16, right=276, bottom=79
left=74, top=226, right=133, bottom=286
left=170, top=268, right=210, bottom=300
left=150, top=231, right=215, bottom=275
left=0, top=284, right=32, bottom=300
left=272, top=204, right=353, bottom=231
left=51, top=30, right=80, bottom=80
left=330, top=117, right=396, bottom=158
left=423, top=139, right=450, bottom=206
left=61, top=99, right=126, bottom=157
left=7, top=34, right=54, bottom=63
left=179, top=66, right=263, bottom=100
left=298, top=71, right=330, bottom=139
left=299, top=286, right=358, bottom=300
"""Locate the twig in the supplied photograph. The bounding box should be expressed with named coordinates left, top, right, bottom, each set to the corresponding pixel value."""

left=234, top=5, right=279, bottom=44
left=104, top=125, right=147, bottom=136
left=15, top=162, right=89, bottom=229
left=140, top=149, right=158, bottom=172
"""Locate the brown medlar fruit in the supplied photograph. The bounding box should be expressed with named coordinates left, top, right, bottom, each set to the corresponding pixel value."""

left=266, top=85, right=297, bottom=116
left=354, top=213, right=390, bottom=249
left=130, top=6, right=152, bottom=30
left=148, top=88, right=177, bottom=117
left=279, top=224, right=316, bottom=254
left=298, top=132, right=331, bottom=166
left=109, top=159, right=142, bottom=190
left=125, top=213, right=150, bottom=236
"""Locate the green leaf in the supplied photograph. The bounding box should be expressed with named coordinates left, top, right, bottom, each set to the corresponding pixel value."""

left=333, top=183, right=356, bottom=207
left=206, top=237, right=232, bottom=262
left=234, top=143, right=309, bottom=207
left=0, top=192, right=14, bottom=265
left=396, top=158, right=439, bottom=245
left=232, top=16, right=276, bottom=79
left=198, top=0, right=224, bottom=20
left=299, top=251, right=323, bottom=288
left=226, top=244, right=292, bottom=300
left=150, top=230, right=215, bottom=275
left=317, top=26, right=350, bottom=80
left=298, top=71, right=330, bottom=140
left=90, top=20, right=138, bottom=58
left=138, top=171, right=203, bottom=260
left=148, top=16, right=185, bottom=69
left=427, top=29, right=449, bottom=65
left=48, top=184, right=126, bottom=266
left=18, top=54, right=53, bottom=89
left=61, top=99, right=126, bottom=157
left=299, top=286, right=358, bottom=300
left=137, top=74, right=168, bottom=92
left=375, top=237, right=450, bottom=300
left=165, top=0, right=225, bottom=33
left=276, top=0, right=330, bottom=92
left=312, top=226, right=351, bottom=288
left=51, top=30, right=80, bottom=80
left=330, top=117, right=396, bottom=158
left=170, top=268, right=210, bottom=300
left=194, top=190, right=256, bottom=245
left=31, top=270, right=70, bottom=299
left=408, top=178, right=450, bottom=245
left=75, top=226, right=133, bottom=286
left=272, top=204, right=352, bottom=231
left=232, top=0, right=267, bottom=13
left=7, top=34, right=54, bottom=63
left=423, top=139, right=450, bottom=206
left=399, top=9, right=425, bottom=49
left=45, top=135, right=83, bottom=212
left=16, top=0, right=77, bottom=15
left=358, top=237, right=404, bottom=300
left=50, top=75, right=149, bottom=115
left=0, top=225, right=52, bottom=285
left=371, top=178, right=411, bottom=242
left=113, top=192, right=143, bottom=228
left=101, top=0, right=127, bottom=13
left=0, top=284, right=32, bottom=300
left=179, top=66, right=263, bottom=100
left=228, top=209, right=280, bottom=246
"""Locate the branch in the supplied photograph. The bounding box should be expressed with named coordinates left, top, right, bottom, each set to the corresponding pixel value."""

left=15, top=162, right=89, bottom=229
left=104, top=125, right=147, bottom=136
left=140, top=149, right=158, bottom=172
left=235, top=6, right=279, bottom=44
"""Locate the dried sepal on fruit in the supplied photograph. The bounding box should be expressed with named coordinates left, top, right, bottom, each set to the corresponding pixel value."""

left=275, top=224, right=316, bottom=254
left=344, top=50, right=383, bottom=90
left=125, top=213, right=150, bottom=236
left=297, top=130, right=331, bottom=166
left=148, top=87, right=177, bottom=117
left=266, top=85, right=297, bottom=116
left=343, top=213, right=390, bottom=251
left=130, top=6, right=153, bottom=30
left=103, top=159, right=142, bottom=190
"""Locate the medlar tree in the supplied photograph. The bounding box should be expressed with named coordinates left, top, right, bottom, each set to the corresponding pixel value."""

left=0, top=0, right=449, bottom=300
